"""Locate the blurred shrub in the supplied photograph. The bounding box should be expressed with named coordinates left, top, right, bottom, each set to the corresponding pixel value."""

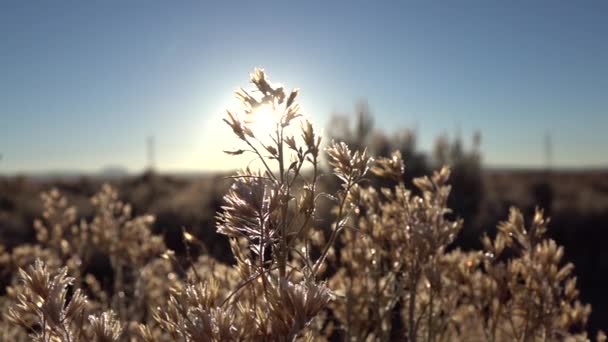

left=327, top=102, right=483, bottom=231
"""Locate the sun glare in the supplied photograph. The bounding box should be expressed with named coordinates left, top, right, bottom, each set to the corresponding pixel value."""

left=249, top=103, right=277, bottom=136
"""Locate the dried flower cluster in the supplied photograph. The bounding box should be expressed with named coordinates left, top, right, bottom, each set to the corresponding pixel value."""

left=0, top=69, right=603, bottom=341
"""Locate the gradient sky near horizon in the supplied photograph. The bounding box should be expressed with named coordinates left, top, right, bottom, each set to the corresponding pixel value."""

left=1, top=1, right=607, bottom=173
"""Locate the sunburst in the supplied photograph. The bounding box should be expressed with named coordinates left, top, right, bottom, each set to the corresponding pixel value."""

left=247, top=103, right=278, bottom=136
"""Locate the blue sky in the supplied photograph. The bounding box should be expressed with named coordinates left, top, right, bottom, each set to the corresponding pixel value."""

left=1, top=1, right=607, bottom=173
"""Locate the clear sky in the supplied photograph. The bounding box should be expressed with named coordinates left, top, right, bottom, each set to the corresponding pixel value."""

left=1, top=1, right=607, bottom=173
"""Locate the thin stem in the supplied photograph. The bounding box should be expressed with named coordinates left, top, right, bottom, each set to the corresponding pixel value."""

left=224, top=174, right=274, bottom=181
left=490, top=298, right=502, bottom=342
left=312, top=175, right=354, bottom=277
left=286, top=152, right=319, bottom=255
left=346, top=276, right=353, bottom=341
left=373, top=248, right=383, bottom=340
left=289, top=246, right=313, bottom=273
left=182, top=227, right=203, bottom=284
left=408, top=270, right=419, bottom=342
left=258, top=211, right=269, bottom=298
left=244, top=138, right=276, bottom=182
left=42, top=316, right=47, bottom=342
left=427, top=287, right=434, bottom=342
left=220, top=265, right=278, bottom=308
left=276, top=123, right=289, bottom=283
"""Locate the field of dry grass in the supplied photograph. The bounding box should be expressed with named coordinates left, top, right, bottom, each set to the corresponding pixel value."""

left=0, top=70, right=606, bottom=341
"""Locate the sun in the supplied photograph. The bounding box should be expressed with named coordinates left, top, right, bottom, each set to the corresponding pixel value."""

left=249, top=103, right=278, bottom=136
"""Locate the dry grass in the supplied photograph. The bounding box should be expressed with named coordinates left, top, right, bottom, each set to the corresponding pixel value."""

left=0, top=69, right=603, bottom=341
